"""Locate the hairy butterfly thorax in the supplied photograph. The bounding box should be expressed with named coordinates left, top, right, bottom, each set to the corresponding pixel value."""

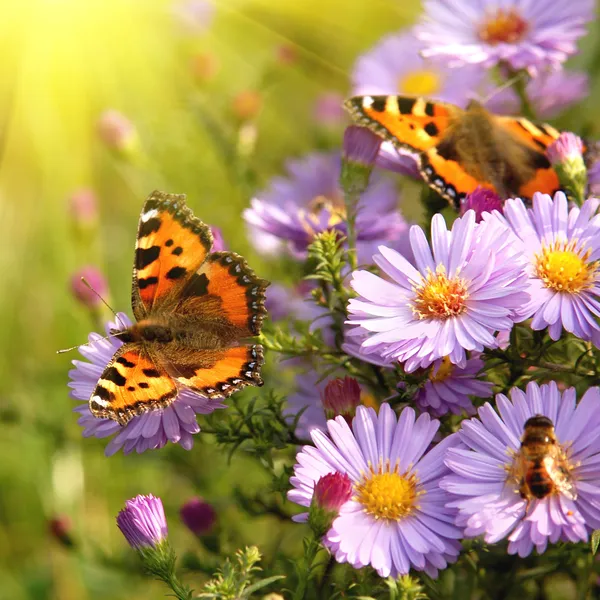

left=344, top=94, right=563, bottom=208
left=89, top=190, right=269, bottom=426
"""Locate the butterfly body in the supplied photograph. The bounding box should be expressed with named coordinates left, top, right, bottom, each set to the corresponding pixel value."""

left=344, top=95, right=561, bottom=207
left=89, top=191, right=268, bottom=426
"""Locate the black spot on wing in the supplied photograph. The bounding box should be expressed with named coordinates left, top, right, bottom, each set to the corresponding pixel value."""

left=127, top=386, right=135, bottom=391
left=138, top=276, right=159, bottom=289
left=424, top=103, right=435, bottom=117
left=171, top=246, right=183, bottom=256
left=424, top=122, right=439, bottom=137
left=436, top=139, right=461, bottom=162
left=183, top=272, right=209, bottom=297
left=370, top=97, right=387, bottom=112
left=166, top=266, right=187, bottom=280
left=165, top=239, right=174, bottom=247
left=397, top=98, right=416, bottom=114
left=136, top=246, right=160, bottom=269
left=103, top=366, right=127, bottom=387
left=139, top=382, right=149, bottom=389
left=139, top=218, right=161, bottom=238
left=94, top=385, right=113, bottom=401
left=142, top=368, right=161, bottom=378
left=116, top=356, right=136, bottom=368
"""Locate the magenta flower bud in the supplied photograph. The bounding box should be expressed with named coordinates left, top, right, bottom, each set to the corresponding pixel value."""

left=546, top=132, right=587, bottom=205
left=210, top=226, right=227, bottom=252
left=69, top=188, right=98, bottom=226
left=98, top=110, right=136, bottom=152
left=460, top=187, right=504, bottom=222
left=308, top=472, right=352, bottom=537
left=313, top=91, right=345, bottom=127
left=49, top=515, right=74, bottom=547
left=117, top=494, right=168, bottom=550
left=70, top=266, right=108, bottom=308
left=321, top=377, right=361, bottom=423
left=180, top=497, right=217, bottom=536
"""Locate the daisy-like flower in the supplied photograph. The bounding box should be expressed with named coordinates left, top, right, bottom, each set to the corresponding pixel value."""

left=351, top=31, right=485, bottom=179
left=347, top=210, right=529, bottom=372
left=413, top=356, right=493, bottom=417
left=416, top=0, right=594, bottom=74
left=494, top=192, right=600, bottom=342
left=243, top=151, right=406, bottom=262
left=442, top=381, right=600, bottom=556
left=486, top=69, right=589, bottom=119
left=68, top=313, right=226, bottom=456
left=288, top=404, right=462, bottom=578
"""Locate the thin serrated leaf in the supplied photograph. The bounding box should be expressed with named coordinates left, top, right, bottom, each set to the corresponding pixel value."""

left=242, top=575, right=286, bottom=596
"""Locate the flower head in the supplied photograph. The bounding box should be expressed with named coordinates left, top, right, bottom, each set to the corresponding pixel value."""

left=180, top=497, right=217, bottom=536
left=49, top=516, right=73, bottom=547
left=413, top=356, right=493, bottom=417
left=68, top=313, right=226, bottom=456
left=442, top=381, right=600, bottom=556
left=416, top=0, right=594, bottom=74
left=288, top=404, right=462, bottom=578
left=351, top=31, right=484, bottom=179
left=494, top=192, right=600, bottom=342
left=70, top=266, right=108, bottom=308
left=97, top=110, right=137, bottom=152
left=322, top=376, right=362, bottom=422
left=69, top=189, right=98, bottom=226
left=347, top=211, right=529, bottom=372
left=117, top=494, right=168, bottom=550
left=243, top=151, right=406, bottom=262
left=460, top=187, right=503, bottom=222
left=546, top=134, right=587, bottom=204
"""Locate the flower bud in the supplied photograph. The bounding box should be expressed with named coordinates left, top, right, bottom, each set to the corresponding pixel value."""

left=546, top=132, right=587, bottom=206
left=232, top=90, right=262, bottom=121
left=460, top=187, right=503, bottom=221
left=274, top=43, right=297, bottom=66
left=322, top=377, right=361, bottom=423
left=97, top=110, right=137, bottom=153
left=117, top=494, right=168, bottom=550
left=49, top=515, right=74, bottom=547
left=180, top=497, right=217, bottom=536
left=340, top=126, right=382, bottom=198
left=70, top=266, right=108, bottom=309
left=69, top=188, right=98, bottom=227
left=190, top=52, right=220, bottom=83
left=308, top=472, right=352, bottom=537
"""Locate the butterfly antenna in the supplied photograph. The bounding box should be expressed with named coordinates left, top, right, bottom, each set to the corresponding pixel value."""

left=56, top=331, right=125, bottom=355
left=80, top=277, right=126, bottom=329
left=478, top=71, right=528, bottom=106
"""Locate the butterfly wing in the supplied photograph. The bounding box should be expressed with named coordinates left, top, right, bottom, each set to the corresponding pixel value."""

left=344, top=95, right=456, bottom=155
left=89, top=344, right=178, bottom=425
left=492, top=115, right=561, bottom=199
left=133, top=190, right=213, bottom=320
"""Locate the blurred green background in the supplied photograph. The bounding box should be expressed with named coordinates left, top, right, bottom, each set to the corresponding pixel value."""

left=0, top=1, right=422, bottom=598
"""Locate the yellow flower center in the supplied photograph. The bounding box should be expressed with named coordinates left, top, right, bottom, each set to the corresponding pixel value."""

left=413, top=268, right=469, bottom=320
left=535, top=240, right=597, bottom=294
left=398, top=70, right=441, bottom=96
left=355, top=464, right=419, bottom=521
left=478, top=7, right=529, bottom=45
left=430, top=356, right=454, bottom=383
left=299, top=193, right=347, bottom=235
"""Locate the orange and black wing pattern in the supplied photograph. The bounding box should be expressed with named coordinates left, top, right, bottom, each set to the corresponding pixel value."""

left=167, top=344, right=264, bottom=399
left=89, top=344, right=178, bottom=425
left=133, top=190, right=213, bottom=319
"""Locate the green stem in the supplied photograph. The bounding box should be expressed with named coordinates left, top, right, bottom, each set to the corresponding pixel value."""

left=508, top=68, right=536, bottom=120
left=293, top=536, right=322, bottom=600
left=164, top=573, right=194, bottom=600
left=344, top=191, right=360, bottom=272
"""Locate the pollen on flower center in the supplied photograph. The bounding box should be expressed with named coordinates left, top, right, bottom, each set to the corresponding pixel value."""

left=429, top=356, right=454, bottom=383
left=399, top=70, right=441, bottom=96
left=412, top=268, right=469, bottom=320
left=478, top=8, right=529, bottom=45
left=535, top=241, right=597, bottom=293
left=355, top=464, right=419, bottom=521
left=300, top=193, right=347, bottom=234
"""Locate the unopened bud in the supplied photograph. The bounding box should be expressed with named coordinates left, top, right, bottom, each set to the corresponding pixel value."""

left=69, top=189, right=98, bottom=227
left=232, top=90, right=262, bottom=121
left=70, top=266, right=108, bottom=309
left=308, top=472, right=352, bottom=537
left=322, top=377, right=361, bottom=423
left=190, top=52, right=220, bottom=83
left=180, top=497, right=217, bottom=536
left=340, top=126, right=382, bottom=197
left=547, top=132, right=587, bottom=206
left=98, top=110, right=137, bottom=154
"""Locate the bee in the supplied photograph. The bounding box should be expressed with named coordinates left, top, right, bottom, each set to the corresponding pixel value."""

left=510, top=415, right=576, bottom=501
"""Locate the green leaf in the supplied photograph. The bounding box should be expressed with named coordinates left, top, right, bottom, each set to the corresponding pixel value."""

left=591, top=529, right=600, bottom=554
left=242, top=575, right=286, bottom=596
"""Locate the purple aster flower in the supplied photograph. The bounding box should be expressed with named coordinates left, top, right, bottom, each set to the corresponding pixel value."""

left=342, top=325, right=397, bottom=368
left=117, top=494, right=168, bottom=549
left=68, top=313, right=225, bottom=456
left=351, top=31, right=485, bottom=179
left=347, top=210, right=529, bottom=372
left=413, top=356, right=493, bottom=417
left=442, top=381, right=600, bottom=556
left=180, top=497, right=217, bottom=536
left=486, top=70, right=589, bottom=119
left=493, top=192, right=600, bottom=342
left=288, top=404, right=462, bottom=578
left=416, top=0, right=594, bottom=74
left=244, top=151, right=406, bottom=262
left=460, top=187, right=504, bottom=222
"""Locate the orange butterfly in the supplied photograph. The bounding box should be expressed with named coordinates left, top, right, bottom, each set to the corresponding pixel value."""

left=344, top=95, right=562, bottom=208
left=89, top=191, right=269, bottom=425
